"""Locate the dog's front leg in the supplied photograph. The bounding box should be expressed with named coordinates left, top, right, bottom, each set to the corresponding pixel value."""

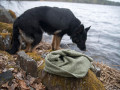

left=25, top=43, right=31, bottom=53
left=51, top=34, right=61, bottom=50
left=55, top=35, right=61, bottom=50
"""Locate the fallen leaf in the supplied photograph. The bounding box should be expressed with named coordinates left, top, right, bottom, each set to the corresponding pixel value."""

left=18, top=80, right=30, bottom=90
left=29, top=77, right=36, bottom=85
left=9, top=82, right=18, bottom=90
left=32, top=83, right=45, bottom=90
left=15, top=72, right=22, bottom=80
left=37, top=60, right=44, bottom=67
left=2, top=82, right=9, bottom=88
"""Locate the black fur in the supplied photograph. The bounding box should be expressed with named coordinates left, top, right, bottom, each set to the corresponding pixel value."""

left=6, top=6, right=90, bottom=54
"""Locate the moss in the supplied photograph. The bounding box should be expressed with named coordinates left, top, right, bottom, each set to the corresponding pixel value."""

left=27, top=52, right=45, bottom=70
left=38, top=70, right=105, bottom=90
left=8, top=10, right=16, bottom=19
left=0, top=22, right=13, bottom=33
left=27, top=52, right=44, bottom=61
left=6, top=65, right=14, bottom=68
left=0, top=50, right=14, bottom=60
left=0, top=33, right=11, bottom=38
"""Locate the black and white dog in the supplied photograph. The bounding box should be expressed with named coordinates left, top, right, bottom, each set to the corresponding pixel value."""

left=6, top=6, right=91, bottom=54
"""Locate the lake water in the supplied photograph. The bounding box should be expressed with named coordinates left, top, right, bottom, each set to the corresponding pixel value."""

left=1, top=1, right=120, bottom=70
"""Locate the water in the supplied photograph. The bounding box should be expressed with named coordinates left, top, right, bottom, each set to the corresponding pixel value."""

left=1, top=1, right=120, bottom=70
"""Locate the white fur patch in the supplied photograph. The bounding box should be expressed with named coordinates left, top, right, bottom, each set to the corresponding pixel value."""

left=19, top=29, right=33, bottom=43
left=54, top=30, right=62, bottom=34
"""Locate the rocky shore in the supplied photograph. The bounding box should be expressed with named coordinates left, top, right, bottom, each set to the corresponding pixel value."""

left=0, top=6, right=120, bottom=90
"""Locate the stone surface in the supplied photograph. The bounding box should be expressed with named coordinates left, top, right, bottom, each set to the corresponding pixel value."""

left=0, top=35, right=4, bottom=50
left=95, top=67, right=101, bottom=77
left=0, top=33, right=11, bottom=50
left=3, top=34, right=11, bottom=50
left=0, top=70, right=13, bottom=86
left=0, top=5, right=14, bottom=23
left=38, top=70, right=105, bottom=90
left=17, top=51, right=37, bottom=77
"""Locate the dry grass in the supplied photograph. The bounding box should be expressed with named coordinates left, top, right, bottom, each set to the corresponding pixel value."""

left=94, top=62, right=120, bottom=90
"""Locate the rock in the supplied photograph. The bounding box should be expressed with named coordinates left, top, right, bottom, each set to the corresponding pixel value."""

left=95, top=67, right=101, bottom=77
left=0, top=33, right=11, bottom=50
left=60, top=43, right=70, bottom=49
left=0, top=5, right=15, bottom=23
left=0, top=35, right=4, bottom=50
left=3, top=34, right=11, bottom=50
left=17, top=51, right=37, bottom=77
left=38, top=70, right=105, bottom=90
left=0, top=70, right=13, bottom=86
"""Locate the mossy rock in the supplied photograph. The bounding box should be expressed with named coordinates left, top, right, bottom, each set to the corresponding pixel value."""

left=0, top=8, right=14, bottom=23
left=8, top=10, right=16, bottom=19
left=27, top=52, right=45, bottom=70
left=0, top=33, right=11, bottom=50
left=38, top=70, right=105, bottom=90
left=27, top=52, right=105, bottom=90
left=0, top=22, right=13, bottom=33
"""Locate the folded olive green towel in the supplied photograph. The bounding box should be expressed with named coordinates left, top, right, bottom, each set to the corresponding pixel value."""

left=44, top=49, right=95, bottom=78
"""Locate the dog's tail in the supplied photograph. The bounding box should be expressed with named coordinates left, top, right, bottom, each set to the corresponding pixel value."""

left=6, top=22, right=20, bottom=54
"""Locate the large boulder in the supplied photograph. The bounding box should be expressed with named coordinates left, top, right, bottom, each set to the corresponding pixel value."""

left=0, top=5, right=16, bottom=23
left=17, top=51, right=38, bottom=77
left=38, top=70, right=105, bottom=90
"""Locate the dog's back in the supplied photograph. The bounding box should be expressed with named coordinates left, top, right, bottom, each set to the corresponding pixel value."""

left=17, top=6, right=77, bottom=32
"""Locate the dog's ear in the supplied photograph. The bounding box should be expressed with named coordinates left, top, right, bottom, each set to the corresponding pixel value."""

left=85, top=26, right=91, bottom=32
left=80, top=24, right=84, bottom=30
left=77, top=24, right=84, bottom=33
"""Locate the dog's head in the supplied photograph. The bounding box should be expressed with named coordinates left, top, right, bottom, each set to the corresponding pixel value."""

left=71, top=25, right=91, bottom=51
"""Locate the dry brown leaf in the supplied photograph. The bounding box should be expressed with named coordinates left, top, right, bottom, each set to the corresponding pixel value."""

left=33, top=83, right=45, bottom=90
left=8, top=82, right=18, bottom=90
left=18, top=80, right=30, bottom=90
left=15, top=72, right=23, bottom=80
left=37, top=60, right=44, bottom=67
left=29, top=77, right=36, bottom=85
left=2, top=82, right=9, bottom=88
left=26, top=75, right=36, bottom=85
